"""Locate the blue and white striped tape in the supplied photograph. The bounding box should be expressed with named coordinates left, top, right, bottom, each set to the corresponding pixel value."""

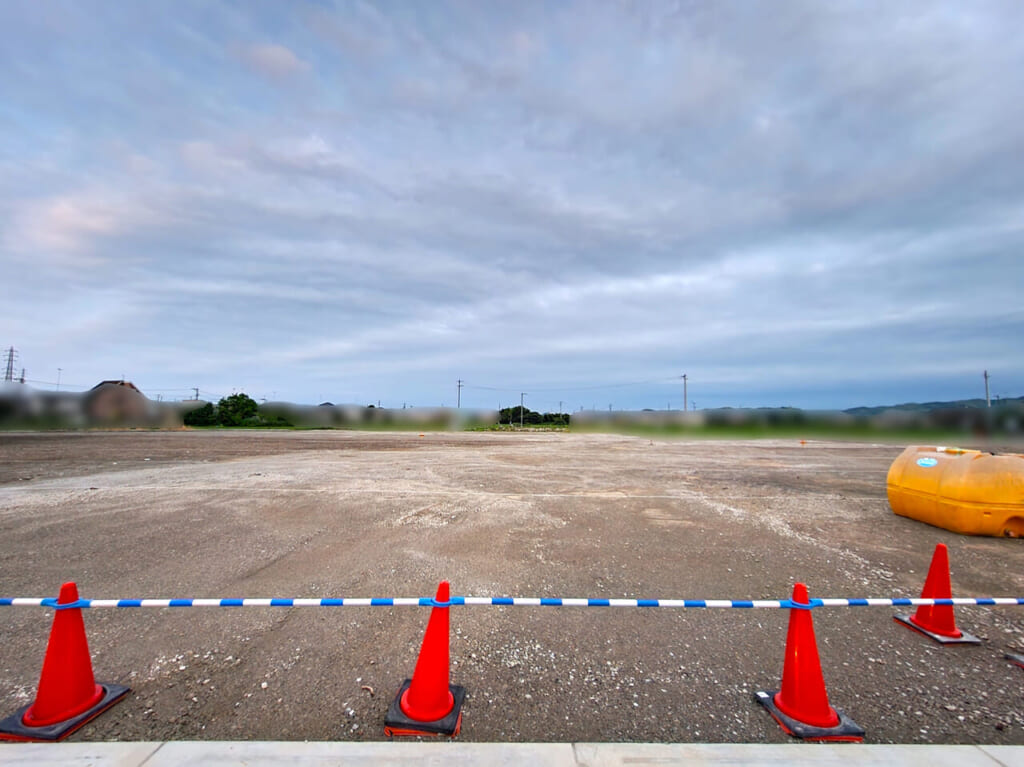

left=1, top=596, right=1022, bottom=610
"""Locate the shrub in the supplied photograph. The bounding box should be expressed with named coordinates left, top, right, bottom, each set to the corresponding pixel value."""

left=184, top=402, right=216, bottom=426
left=217, top=393, right=259, bottom=426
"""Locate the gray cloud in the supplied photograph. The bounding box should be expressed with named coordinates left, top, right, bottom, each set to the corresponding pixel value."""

left=1, top=1, right=1022, bottom=408
left=234, top=43, right=310, bottom=78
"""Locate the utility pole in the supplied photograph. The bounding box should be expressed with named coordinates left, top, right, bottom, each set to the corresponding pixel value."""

left=19, top=368, right=25, bottom=384
left=984, top=370, right=991, bottom=408
left=3, top=347, right=16, bottom=383
left=520, top=392, right=525, bottom=428
left=457, top=379, right=463, bottom=408
left=56, top=368, right=62, bottom=392
left=558, top=400, right=563, bottom=414
left=193, top=387, right=200, bottom=400
left=682, top=374, right=688, bottom=412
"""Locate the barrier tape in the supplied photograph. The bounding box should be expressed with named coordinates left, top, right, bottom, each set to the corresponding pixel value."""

left=1, top=596, right=1022, bottom=610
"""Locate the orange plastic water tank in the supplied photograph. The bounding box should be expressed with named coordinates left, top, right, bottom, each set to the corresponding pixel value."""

left=886, top=446, right=1024, bottom=537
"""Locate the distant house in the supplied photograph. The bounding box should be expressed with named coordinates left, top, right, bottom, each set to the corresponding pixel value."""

left=0, top=380, right=190, bottom=429
left=91, top=380, right=142, bottom=394
left=84, top=380, right=152, bottom=425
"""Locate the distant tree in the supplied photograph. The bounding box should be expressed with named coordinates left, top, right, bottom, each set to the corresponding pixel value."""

left=184, top=402, right=216, bottom=426
left=217, top=393, right=258, bottom=426
left=497, top=406, right=570, bottom=427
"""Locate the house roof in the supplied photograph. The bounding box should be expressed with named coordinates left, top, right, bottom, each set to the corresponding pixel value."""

left=90, top=380, right=143, bottom=394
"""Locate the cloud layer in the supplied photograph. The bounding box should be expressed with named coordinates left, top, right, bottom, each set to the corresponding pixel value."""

left=2, top=1, right=1022, bottom=410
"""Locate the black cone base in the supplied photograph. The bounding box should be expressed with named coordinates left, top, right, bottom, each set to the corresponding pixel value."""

left=755, top=689, right=864, bottom=742
left=894, top=614, right=980, bottom=645
left=0, top=683, right=129, bottom=742
left=384, top=678, right=465, bottom=737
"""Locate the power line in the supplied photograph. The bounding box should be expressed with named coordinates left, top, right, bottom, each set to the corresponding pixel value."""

left=13, top=374, right=225, bottom=402
left=24, top=378, right=90, bottom=390
left=465, top=376, right=678, bottom=394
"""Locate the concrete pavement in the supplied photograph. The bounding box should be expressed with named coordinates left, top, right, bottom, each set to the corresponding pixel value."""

left=0, top=742, right=1022, bottom=766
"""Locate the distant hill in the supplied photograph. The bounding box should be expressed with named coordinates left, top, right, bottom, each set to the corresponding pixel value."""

left=844, top=396, right=1024, bottom=417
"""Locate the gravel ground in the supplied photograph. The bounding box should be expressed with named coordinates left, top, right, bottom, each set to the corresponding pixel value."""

left=0, top=430, right=1020, bottom=744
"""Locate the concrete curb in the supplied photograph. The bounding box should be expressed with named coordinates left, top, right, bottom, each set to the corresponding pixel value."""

left=0, top=742, right=1021, bottom=766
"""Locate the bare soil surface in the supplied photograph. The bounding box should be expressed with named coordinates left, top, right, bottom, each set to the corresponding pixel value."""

left=0, top=430, right=1021, bottom=744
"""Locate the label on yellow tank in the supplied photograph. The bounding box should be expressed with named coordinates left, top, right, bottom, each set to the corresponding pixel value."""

left=916, top=457, right=938, bottom=467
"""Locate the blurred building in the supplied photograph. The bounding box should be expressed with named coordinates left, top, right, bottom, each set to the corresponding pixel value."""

left=84, top=380, right=150, bottom=425
left=0, top=380, right=188, bottom=429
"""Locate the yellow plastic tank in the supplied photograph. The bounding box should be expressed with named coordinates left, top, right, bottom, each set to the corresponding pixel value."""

left=887, top=446, right=1024, bottom=537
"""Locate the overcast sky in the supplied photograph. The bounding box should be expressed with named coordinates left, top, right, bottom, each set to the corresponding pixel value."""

left=2, top=1, right=1022, bottom=411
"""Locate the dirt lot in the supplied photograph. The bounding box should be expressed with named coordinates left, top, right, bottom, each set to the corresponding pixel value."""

left=0, top=430, right=1021, bottom=744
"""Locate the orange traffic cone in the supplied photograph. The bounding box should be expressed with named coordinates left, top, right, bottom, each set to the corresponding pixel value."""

left=755, top=583, right=864, bottom=741
left=384, top=581, right=465, bottom=737
left=0, top=582, right=129, bottom=741
left=894, top=543, right=979, bottom=644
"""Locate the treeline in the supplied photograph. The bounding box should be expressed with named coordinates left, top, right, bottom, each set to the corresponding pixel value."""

left=498, top=406, right=570, bottom=426
left=184, top=393, right=292, bottom=427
